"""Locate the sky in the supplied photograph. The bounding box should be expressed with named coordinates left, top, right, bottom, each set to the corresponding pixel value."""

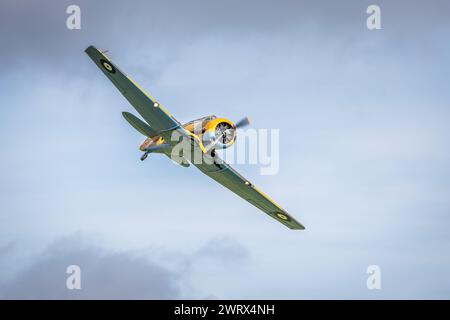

left=1, top=0, right=450, bottom=299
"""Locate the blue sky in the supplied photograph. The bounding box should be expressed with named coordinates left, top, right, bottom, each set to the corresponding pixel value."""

left=1, top=0, right=450, bottom=299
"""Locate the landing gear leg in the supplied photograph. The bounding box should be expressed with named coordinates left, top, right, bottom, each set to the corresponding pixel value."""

left=140, top=152, right=149, bottom=161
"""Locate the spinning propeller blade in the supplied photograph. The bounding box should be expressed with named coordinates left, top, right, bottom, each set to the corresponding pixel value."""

left=235, top=117, right=251, bottom=129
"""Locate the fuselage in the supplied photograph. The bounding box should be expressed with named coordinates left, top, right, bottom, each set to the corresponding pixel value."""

left=139, top=115, right=235, bottom=152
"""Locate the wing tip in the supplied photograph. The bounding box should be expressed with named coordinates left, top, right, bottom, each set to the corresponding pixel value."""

left=84, top=45, right=96, bottom=53
left=290, top=223, right=306, bottom=230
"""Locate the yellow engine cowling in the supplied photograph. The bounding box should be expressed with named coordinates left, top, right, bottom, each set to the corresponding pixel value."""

left=202, top=117, right=236, bottom=149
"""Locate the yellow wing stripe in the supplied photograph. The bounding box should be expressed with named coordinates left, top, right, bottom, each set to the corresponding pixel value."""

left=126, top=77, right=174, bottom=118
left=126, top=76, right=153, bottom=99
left=252, top=186, right=284, bottom=211
left=97, top=48, right=113, bottom=61
left=94, top=48, right=174, bottom=119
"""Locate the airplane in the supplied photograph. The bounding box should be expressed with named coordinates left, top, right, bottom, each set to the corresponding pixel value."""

left=85, top=45, right=305, bottom=230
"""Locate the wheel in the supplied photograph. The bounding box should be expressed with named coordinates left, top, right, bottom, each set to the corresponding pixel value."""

left=140, top=153, right=148, bottom=161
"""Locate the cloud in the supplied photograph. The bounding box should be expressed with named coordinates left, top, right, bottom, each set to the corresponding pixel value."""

left=0, top=234, right=182, bottom=299
left=1, top=0, right=450, bottom=299
left=194, top=236, right=249, bottom=261
left=1, top=0, right=449, bottom=75
left=0, top=242, right=15, bottom=259
left=0, top=233, right=250, bottom=299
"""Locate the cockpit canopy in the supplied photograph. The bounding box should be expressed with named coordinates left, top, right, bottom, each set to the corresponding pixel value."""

left=183, top=115, right=217, bottom=127
left=182, top=115, right=217, bottom=134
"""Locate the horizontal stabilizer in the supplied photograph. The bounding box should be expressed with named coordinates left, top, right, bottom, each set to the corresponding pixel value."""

left=122, top=112, right=157, bottom=137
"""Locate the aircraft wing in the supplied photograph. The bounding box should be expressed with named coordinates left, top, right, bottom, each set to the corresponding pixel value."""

left=86, top=45, right=304, bottom=230
left=194, top=155, right=305, bottom=230
left=85, top=45, right=181, bottom=133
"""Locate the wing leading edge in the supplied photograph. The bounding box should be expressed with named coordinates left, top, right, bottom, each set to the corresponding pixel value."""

left=194, top=156, right=305, bottom=230
left=85, top=45, right=181, bottom=133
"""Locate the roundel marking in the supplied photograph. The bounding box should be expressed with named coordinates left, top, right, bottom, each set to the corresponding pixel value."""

left=100, top=59, right=115, bottom=73
left=277, top=213, right=289, bottom=221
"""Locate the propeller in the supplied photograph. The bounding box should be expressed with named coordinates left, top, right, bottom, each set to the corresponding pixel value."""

left=235, top=117, right=251, bottom=129
left=205, top=126, right=233, bottom=153
left=215, top=122, right=234, bottom=144
left=205, top=117, right=251, bottom=154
